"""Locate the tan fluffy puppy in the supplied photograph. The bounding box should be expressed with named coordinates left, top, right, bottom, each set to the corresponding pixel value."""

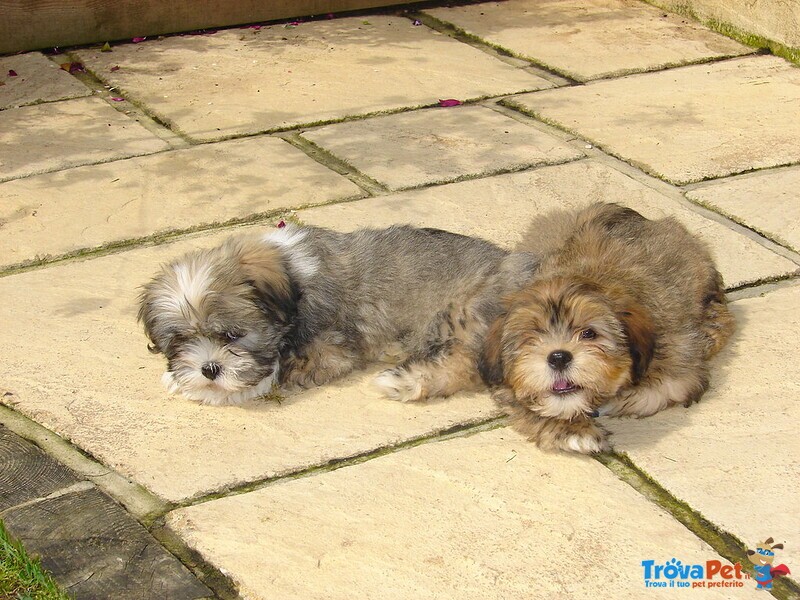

left=479, top=203, right=735, bottom=453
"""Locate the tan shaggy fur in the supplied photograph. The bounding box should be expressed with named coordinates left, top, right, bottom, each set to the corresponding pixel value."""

left=480, top=203, right=735, bottom=454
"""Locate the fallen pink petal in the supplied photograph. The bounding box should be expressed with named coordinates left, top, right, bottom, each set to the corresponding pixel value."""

left=277, top=220, right=287, bottom=229
left=132, top=37, right=147, bottom=43
left=438, top=99, right=462, bottom=107
left=413, top=19, right=422, bottom=26
left=110, top=97, right=125, bottom=102
left=7, top=69, right=18, bottom=77
left=110, top=65, right=120, bottom=72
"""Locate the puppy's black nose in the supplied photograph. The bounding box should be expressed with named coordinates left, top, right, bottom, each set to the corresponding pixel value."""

left=201, top=362, right=221, bottom=380
left=547, top=350, right=572, bottom=371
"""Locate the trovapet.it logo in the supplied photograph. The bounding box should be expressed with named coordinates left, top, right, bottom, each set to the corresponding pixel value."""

left=641, top=558, right=749, bottom=589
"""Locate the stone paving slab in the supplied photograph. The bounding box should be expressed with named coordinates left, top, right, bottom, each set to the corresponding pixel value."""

left=75, top=17, right=551, bottom=142
left=300, top=160, right=797, bottom=289
left=424, top=0, right=751, bottom=82
left=0, top=136, right=363, bottom=269
left=0, top=53, right=92, bottom=110
left=301, top=105, right=583, bottom=190
left=0, top=96, right=169, bottom=182
left=167, top=427, right=763, bottom=600
left=303, top=106, right=583, bottom=190
left=687, top=166, right=800, bottom=253
left=3, top=485, right=212, bottom=599
left=606, top=284, right=800, bottom=569
left=0, top=230, right=498, bottom=504
left=505, top=56, right=800, bottom=185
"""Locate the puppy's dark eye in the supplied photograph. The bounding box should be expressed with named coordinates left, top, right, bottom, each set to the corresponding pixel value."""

left=224, top=332, right=241, bottom=342
left=579, top=328, right=597, bottom=340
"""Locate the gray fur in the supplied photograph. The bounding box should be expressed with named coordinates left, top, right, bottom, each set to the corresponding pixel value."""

left=138, top=223, right=539, bottom=404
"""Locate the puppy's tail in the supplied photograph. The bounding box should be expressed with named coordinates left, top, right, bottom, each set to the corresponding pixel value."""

left=700, top=271, right=736, bottom=358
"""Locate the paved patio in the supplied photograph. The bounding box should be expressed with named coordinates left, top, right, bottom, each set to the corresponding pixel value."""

left=1, top=1, right=798, bottom=598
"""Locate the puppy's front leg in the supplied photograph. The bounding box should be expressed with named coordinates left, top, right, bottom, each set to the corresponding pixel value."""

left=494, top=388, right=610, bottom=454
left=281, top=334, right=361, bottom=388
left=374, top=344, right=482, bottom=402
left=376, top=301, right=486, bottom=402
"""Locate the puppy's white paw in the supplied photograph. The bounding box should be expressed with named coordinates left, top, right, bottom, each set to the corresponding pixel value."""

left=561, top=431, right=609, bottom=454
left=374, top=368, right=425, bottom=402
left=161, top=371, right=180, bottom=394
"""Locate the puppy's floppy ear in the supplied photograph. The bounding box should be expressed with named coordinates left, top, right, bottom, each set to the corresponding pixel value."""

left=617, top=303, right=656, bottom=384
left=479, top=313, right=506, bottom=386
left=137, top=283, right=164, bottom=354
left=233, top=238, right=298, bottom=324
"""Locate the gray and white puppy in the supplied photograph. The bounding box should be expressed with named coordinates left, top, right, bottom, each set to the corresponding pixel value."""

left=138, top=223, right=537, bottom=405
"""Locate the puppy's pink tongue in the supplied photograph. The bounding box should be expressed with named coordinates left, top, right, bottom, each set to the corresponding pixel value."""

left=553, top=378, right=573, bottom=391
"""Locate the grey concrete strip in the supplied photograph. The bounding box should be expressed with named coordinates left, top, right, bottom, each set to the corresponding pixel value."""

left=424, top=0, right=752, bottom=81
left=166, top=427, right=764, bottom=599
left=0, top=96, right=169, bottom=182
left=606, top=283, right=800, bottom=570
left=301, top=104, right=583, bottom=190
left=0, top=136, right=363, bottom=270
left=300, top=160, right=797, bottom=289
left=0, top=425, right=212, bottom=599
left=0, top=405, right=170, bottom=524
left=505, top=55, right=800, bottom=185
left=74, top=17, right=551, bottom=142
left=0, top=53, right=92, bottom=110
left=687, top=165, right=800, bottom=253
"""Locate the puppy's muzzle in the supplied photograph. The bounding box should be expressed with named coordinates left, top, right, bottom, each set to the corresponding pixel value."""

left=201, top=362, right=222, bottom=380
left=547, top=350, right=572, bottom=371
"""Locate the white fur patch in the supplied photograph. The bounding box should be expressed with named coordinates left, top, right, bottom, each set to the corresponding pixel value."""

left=537, top=391, right=591, bottom=420
left=161, top=370, right=180, bottom=394
left=514, top=355, right=592, bottom=420
left=173, top=261, right=213, bottom=309
left=374, top=369, right=424, bottom=402
left=264, top=224, right=319, bottom=279
left=151, top=256, right=215, bottom=324
left=163, top=362, right=279, bottom=406
left=609, top=376, right=699, bottom=417
left=162, top=336, right=280, bottom=406
left=564, top=433, right=603, bottom=454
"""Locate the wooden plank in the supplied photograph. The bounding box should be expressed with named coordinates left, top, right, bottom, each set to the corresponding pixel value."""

left=3, top=487, right=212, bottom=599
left=0, top=425, right=81, bottom=512
left=0, top=0, right=424, bottom=55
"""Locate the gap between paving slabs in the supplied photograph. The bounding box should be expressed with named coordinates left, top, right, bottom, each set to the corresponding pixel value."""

left=0, top=193, right=367, bottom=279
left=52, top=51, right=192, bottom=150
